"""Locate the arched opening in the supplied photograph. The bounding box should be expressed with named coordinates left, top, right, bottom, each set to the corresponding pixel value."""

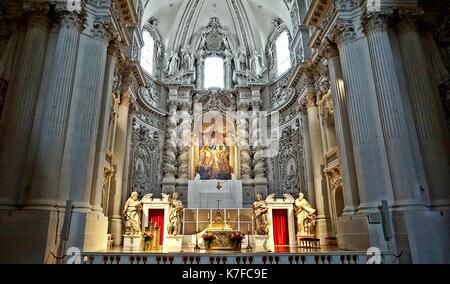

left=275, top=31, right=291, bottom=76
left=141, top=30, right=155, bottom=75
left=204, top=56, right=225, bottom=89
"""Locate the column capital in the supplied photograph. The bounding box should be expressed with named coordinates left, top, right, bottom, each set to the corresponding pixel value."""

left=120, top=92, right=130, bottom=107
left=107, top=41, right=121, bottom=58
left=334, top=18, right=356, bottom=45
left=57, top=11, right=84, bottom=31
left=396, top=14, right=420, bottom=32
left=27, top=10, right=49, bottom=30
left=306, top=94, right=317, bottom=109
left=362, top=12, right=390, bottom=35
left=91, top=18, right=110, bottom=42
left=322, top=39, right=339, bottom=59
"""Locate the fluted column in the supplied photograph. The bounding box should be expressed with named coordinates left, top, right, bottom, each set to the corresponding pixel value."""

left=306, top=94, right=322, bottom=208
left=28, top=11, right=82, bottom=207
left=325, top=43, right=359, bottom=214
left=177, top=102, right=191, bottom=180
left=397, top=15, right=450, bottom=209
left=364, top=13, right=425, bottom=209
left=59, top=20, right=109, bottom=211
left=336, top=19, right=392, bottom=211
left=162, top=101, right=178, bottom=188
left=300, top=106, right=315, bottom=203
left=237, top=102, right=251, bottom=179
left=306, top=93, right=333, bottom=240
left=0, top=11, right=49, bottom=206
left=110, top=92, right=130, bottom=245
left=91, top=44, right=119, bottom=211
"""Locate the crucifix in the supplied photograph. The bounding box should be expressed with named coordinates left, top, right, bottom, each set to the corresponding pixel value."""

left=216, top=199, right=221, bottom=210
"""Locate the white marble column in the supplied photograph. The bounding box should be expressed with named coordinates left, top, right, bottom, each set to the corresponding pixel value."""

left=364, top=13, right=426, bottom=209
left=397, top=16, right=450, bottom=209
left=59, top=20, right=109, bottom=211
left=237, top=102, right=252, bottom=180
left=325, top=43, right=360, bottom=214
left=28, top=12, right=82, bottom=207
left=0, top=11, right=49, bottom=206
left=177, top=102, right=191, bottom=180
left=162, top=101, right=178, bottom=192
left=306, top=93, right=332, bottom=240
left=91, top=45, right=119, bottom=211
left=336, top=19, right=392, bottom=211
left=306, top=94, right=322, bottom=208
left=110, top=92, right=130, bottom=245
left=300, top=107, right=315, bottom=204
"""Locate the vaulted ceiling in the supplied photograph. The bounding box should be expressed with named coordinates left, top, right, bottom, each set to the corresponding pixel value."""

left=141, top=0, right=294, bottom=53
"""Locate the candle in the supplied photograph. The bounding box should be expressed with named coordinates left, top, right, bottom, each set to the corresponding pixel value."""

left=228, top=212, right=230, bottom=220
left=247, top=224, right=250, bottom=233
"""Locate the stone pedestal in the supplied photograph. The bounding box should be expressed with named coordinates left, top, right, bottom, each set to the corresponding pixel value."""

left=254, top=235, right=271, bottom=251
left=164, top=235, right=183, bottom=252
left=123, top=235, right=143, bottom=248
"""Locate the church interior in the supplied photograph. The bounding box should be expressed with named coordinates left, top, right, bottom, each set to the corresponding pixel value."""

left=0, top=0, right=449, bottom=264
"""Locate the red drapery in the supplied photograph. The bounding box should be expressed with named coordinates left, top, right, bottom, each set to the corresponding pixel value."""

left=272, top=209, right=289, bottom=245
left=148, top=209, right=165, bottom=245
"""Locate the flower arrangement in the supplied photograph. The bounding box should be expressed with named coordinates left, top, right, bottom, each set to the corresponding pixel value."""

left=202, top=233, right=216, bottom=243
left=143, top=231, right=155, bottom=242
left=202, top=233, right=216, bottom=250
left=229, top=232, right=245, bottom=242
left=229, top=233, right=245, bottom=250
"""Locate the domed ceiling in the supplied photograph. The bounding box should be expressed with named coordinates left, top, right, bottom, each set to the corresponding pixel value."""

left=141, top=0, right=293, bottom=53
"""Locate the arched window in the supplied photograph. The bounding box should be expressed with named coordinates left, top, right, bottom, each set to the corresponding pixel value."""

left=141, top=30, right=155, bottom=75
left=275, top=31, right=291, bottom=76
left=204, top=56, right=225, bottom=89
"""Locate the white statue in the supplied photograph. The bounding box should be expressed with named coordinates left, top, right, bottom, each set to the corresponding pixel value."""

left=167, top=51, right=180, bottom=76
left=168, top=192, right=184, bottom=235
left=294, top=192, right=317, bottom=236
left=250, top=50, right=265, bottom=77
left=123, top=192, right=143, bottom=236
left=253, top=193, right=270, bottom=235
left=181, top=47, right=194, bottom=71
left=234, top=49, right=247, bottom=72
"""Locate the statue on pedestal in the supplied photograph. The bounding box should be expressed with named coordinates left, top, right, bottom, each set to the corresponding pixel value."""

left=253, top=194, right=270, bottom=235
left=167, top=51, right=180, bottom=76
left=294, top=192, right=317, bottom=236
left=168, top=192, right=184, bottom=235
left=123, top=192, right=143, bottom=236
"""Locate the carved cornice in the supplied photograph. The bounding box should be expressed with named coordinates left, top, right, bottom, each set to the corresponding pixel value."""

left=115, top=0, right=137, bottom=25
left=304, top=0, right=333, bottom=27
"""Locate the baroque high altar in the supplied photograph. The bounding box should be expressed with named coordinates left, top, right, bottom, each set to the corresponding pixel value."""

left=0, top=0, right=449, bottom=264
